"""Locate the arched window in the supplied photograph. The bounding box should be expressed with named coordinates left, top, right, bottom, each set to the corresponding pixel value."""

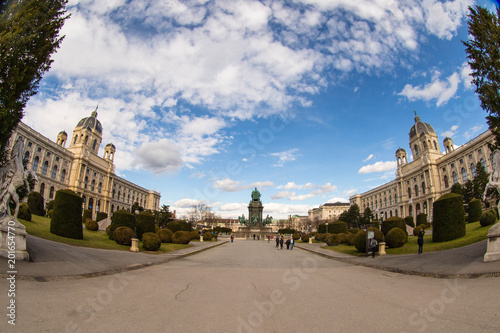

left=423, top=141, right=428, bottom=149
left=414, top=185, right=419, bottom=197
left=84, top=177, right=88, bottom=189
left=118, top=191, right=121, bottom=201
left=384, top=198, right=387, bottom=207
left=471, top=163, right=476, bottom=177
left=51, top=165, right=57, bottom=179
left=389, top=196, right=393, bottom=205
left=88, top=198, right=93, bottom=211
left=480, top=158, right=486, bottom=167
left=444, top=175, right=449, bottom=188
left=395, top=194, right=398, bottom=204
left=112, top=189, right=115, bottom=199
left=414, top=145, right=419, bottom=155
left=42, top=161, right=48, bottom=175
left=416, top=203, right=421, bottom=215
left=379, top=199, right=382, bottom=208
left=60, top=169, right=66, bottom=182
left=461, top=167, right=467, bottom=182
left=32, top=156, right=39, bottom=171
left=82, top=195, right=86, bottom=208
left=409, top=205, right=413, bottom=217
left=98, top=182, right=102, bottom=193
left=40, top=183, right=45, bottom=196
left=84, top=135, right=89, bottom=144
left=49, top=186, right=55, bottom=199
left=90, top=180, right=95, bottom=191
left=24, top=151, right=30, bottom=162
left=408, top=187, right=412, bottom=199
left=395, top=208, right=398, bottom=217
left=422, top=182, right=426, bottom=195
left=452, top=171, right=458, bottom=184
left=92, top=139, right=97, bottom=150
left=111, top=204, right=114, bottom=213
left=434, top=141, right=438, bottom=150
left=73, top=136, right=77, bottom=144
left=423, top=201, right=428, bottom=214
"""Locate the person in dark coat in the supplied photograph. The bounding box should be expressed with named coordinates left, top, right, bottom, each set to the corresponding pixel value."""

left=279, top=236, right=284, bottom=250
left=276, top=236, right=279, bottom=248
left=285, top=238, right=291, bottom=250
left=417, top=229, right=425, bottom=254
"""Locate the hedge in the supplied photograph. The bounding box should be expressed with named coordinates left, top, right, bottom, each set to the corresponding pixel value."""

left=172, top=231, right=191, bottom=244
left=114, top=226, right=134, bottom=246
left=136, top=211, right=156, bottom=240
left=381, top=216, right=407, bottom=239
left=50, top=189, right=83, bottom=239
left=321, top=221, right=348, bottom=234
left=109, top=210, right=136, bottom=240
left=405, top=216, right=415, bottom=228
left=416, top=213, right=427, bottom=227
left=468, top=199, right=482, bottom=223
left=28, top=191, right=45, bottom=216
left=96, top=212, right=108, bottom=222
left=82, top=209, right=92, bottom=224
left=17, top=202, right=31, bottom=221
left=432, top=193, right=466, bottom=242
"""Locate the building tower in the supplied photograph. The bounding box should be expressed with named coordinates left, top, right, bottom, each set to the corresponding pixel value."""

left=69, top=107, right=103, bottom=154
left=443, top=137, right=455, bottom=154
left=104, top=143, right=116, bottom=161
left=56, top=130, right=67, bottom=147
left=409, top=111, right=440, bottom=159
left=396, top=148, right=408, bottom=166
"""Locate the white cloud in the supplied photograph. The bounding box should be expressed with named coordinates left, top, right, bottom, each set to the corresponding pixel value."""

left=173, top=198, right=207, bottom=208
left=271, top=191, right=295, bottom=200
left=326, top=197, right=349, bottom=203
left=263, top=203, right=311, bottom=217
left=219, top=203, right=248, bottom=211
left=398, top=71, right=460, bottom=106
left=133, top=139, right=183, bottom=174
left=269, top=148, right=299, bottom=167
left=358, top=161, right=397, bottom=174
left=464, top=124, right=484, bottom=140
left=212, top=178, right=274, bottom=192
left=363, top=154, right=374, bottom=162
left=441, top=125, right=459, bottom=138
left=460, top=62, right=473, bottom=90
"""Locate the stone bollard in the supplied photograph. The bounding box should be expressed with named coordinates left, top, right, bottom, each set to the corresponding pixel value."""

left=484, top=222, right=500, bottom=262
left=200, top=235, right=203, bottom=242
left=308, top=236, right=312, bottom=244
left=379, top=242, right=386, bottom=256
left=130, top=238, right=139, bottom=252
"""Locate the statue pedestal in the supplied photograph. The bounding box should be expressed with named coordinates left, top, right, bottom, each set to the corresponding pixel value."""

left=130, top=238, right=139, bottom=252
left=235, top=226, right=273, bottom=239
left=484, top=222, right=500, bottom=262
left=379, top=242, right=386, bottom=256
left=0, top=217, right=29, bottom=261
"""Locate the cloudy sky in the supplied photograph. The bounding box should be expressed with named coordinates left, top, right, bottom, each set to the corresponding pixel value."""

left=23, top=0, right=499, bottom=219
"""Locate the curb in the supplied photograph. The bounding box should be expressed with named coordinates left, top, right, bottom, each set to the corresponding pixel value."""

left=294, top=244, right=500, bottom=279
left=0, top=241, right=228, bottom=282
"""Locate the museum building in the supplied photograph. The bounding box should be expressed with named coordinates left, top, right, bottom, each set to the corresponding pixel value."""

left=349, top=113, right=495, bottom=224
left=8, top=109, right=161, bottom=218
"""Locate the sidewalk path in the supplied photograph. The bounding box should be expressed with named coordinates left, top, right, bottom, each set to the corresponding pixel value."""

left=0, top=235, right=227, bottom=281
left=295, top=239, right=500, bottom=278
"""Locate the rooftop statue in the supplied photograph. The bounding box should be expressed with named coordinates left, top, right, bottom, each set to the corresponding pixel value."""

left=251, top=187, right=261, bottom=202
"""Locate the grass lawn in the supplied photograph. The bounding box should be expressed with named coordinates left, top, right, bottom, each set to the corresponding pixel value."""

left=322, top=221, right=494, bottom=256
left=20, top=215, right=192, bottom=254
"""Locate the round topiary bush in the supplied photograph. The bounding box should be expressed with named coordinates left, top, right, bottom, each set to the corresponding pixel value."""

left=106, top=225, right=112, bottom=237
left=50, top=189, right=83, bottom=239
left=325, top=234, right=340, bottom=246
left=47, top=209, right=53, bottom=218
left=109, top=210, right=136, bottom=240
left=337, top=233, right=347, bottom=244
left=468, top=199, right=482, bottom=223
left=301, top=234, right=310, bottom=243
left=166, top=221, right=182, bottom=233
left=85, top=218, right=99, bottom=231
left=413, top=225, right=423, bottom=236
left=17, top=202, right=31, bottom=221
left=203, top=231, right=213, bottom=241
left=27, top=191, right=45, bottom=216
left=114, top=226, right=134, bottom=246
left=433, top=193, right=466, bottom=242
left=354, top=228, right=383, bottom=253
left=405, top=216, right=415, bottom=228
left=157, top=228, right=173, bottom=243
left=82, top=209, right=92, bottom=224
left=189, top=231, right=200, bottom=240
left=172, top=231, right=191, bottom=244
left=346, top=233, right=356, bottom=246
left=382, top=216, right=407, bottom=237
left=480, top=209, right=497, bottom=227
left=155, top=225, right=159, bottom=233
left=385, top=227, right=407, bottom=248
left=315, top=233, right=325, bottom=242
left=292, top=233, right=300, bottom=241
left=142, top=232, right=161, bottom=251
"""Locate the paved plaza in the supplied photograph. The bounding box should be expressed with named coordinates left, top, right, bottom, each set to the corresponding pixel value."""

left=1, top=239, right=500, bottom=332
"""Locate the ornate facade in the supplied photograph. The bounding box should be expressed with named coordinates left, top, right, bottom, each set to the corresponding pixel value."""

left=350, top=114, right=494, bottom=224
left=308, top=202, right=350, bottom=223
left=8, top=109, right=161, bottom=218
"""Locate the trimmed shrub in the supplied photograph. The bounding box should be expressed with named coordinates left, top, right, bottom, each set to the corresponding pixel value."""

left=82, top=209, right=92, bottom=224
left=417, top=224, right=427, bottom=230
left=96, top=212, right=107, bottom=222
left=109, top=210, right=136, bottom=240
left=326, top=234, right=340, bottom=246
left=413, top=225, right=423, bottom=236
left=292, top=233, right=300, bottom=241
left=480, top=209, right=497, bottom=227
left=137, top=211, right=156, bottom=240
left=172, top=231, right=191, bottom=244
left=315, top=233, right=325, bottom=242
left=468, top=199, right=482, bottom=223
left=166, top=221, right=181, bottom=233
left=85, top=218, right=99, bottom=231
left=45, top=200, right=54, bottom=212
left=203, top=232, right=213, bottom=241
left=432, top=193, right=466, bottom=242
left=114, top=226, right=134, bottom=246
left=106, top=225, right=112, bottom=237
left=47, top=209, right=53, bottom=218
left=405, top=216, right=415, bottom=228
left=157, top=228, right=173, bottom=243
left=142, top=232, right=161, bottom=251
left=189, top=231, right=200, bottom=240
left=385, top=227, right=407, bottom=248
left=348, top=228, right=359, bottom=234
left=381, top=216, right=407, bottom=239
left=17, top=202, right=31, bottom=221
left=278, top=228, right=296, bottom=234
left=155, top=225, right=159, bottom=233
left=28, top=191, right=45, bottom=216
left=337, top=233, right=347, bottom=244
left=346, top=233, right=356, bottom=246
left=354, top=228, right=383, bottom=253
left=330, top=221, right=348, bottom=234
left=416, top=213, right=427, bottom=227
left=50, top=189, right=83, bottom=239
left=301, top=234, right=310, bottom=243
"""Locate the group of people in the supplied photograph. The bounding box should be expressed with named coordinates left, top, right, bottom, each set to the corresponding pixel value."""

left=275, top=234, right=294, bottom=250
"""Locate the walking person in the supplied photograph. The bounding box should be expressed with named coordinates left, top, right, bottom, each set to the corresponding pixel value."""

left=417, top=228, right=425, bottom=254
left=290, top=237, right=294, bottom=250
left=230, top=234, right=234, bottom=243
left=276, top=236, right=279, bottom=248
left=370, top=238, right=378, bottom=258
left=279, top=236, right=284, bottom=250
left=285, top=238, right=290, bottom=250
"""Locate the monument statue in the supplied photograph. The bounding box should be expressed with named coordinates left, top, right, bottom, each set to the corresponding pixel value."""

left=263, top=214, right=273, bottom=226
left=0, top=137, right=34, bottom=260
left=235, top=187, right=271, bottom=238
left=251, top=187, right=261, bottom=203
left=483, top=149, right=500, bottom=262
left=238, top=214, right=248, bottom=226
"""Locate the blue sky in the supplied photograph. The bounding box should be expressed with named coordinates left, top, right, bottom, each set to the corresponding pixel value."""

left=23, top=0, right=499, bottom=219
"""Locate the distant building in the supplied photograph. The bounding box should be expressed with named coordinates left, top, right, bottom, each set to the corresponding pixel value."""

left=308, top=202, right=350, bottom=223
left=288, top=215, right=310, bottom=232
left=350, top=113, right=494, bottom=224
left=8, top=109, right=161, bottom=218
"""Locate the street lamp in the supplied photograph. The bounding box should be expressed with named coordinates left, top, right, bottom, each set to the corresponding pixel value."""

left=325, top=222, right=328, bottom=234
left=130, top=209, right=139, bottom=252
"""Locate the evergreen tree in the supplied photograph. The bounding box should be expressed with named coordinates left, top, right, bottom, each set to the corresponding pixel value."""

left=463, top=5, right=500, bottom=148
left=463, top=180, right=474, bottom=204
left=346, top=203, right=361, bottom=228
left=0, top=0, right=68, bottom=165
left=450, top=182, right=464, bottom=196
left=155, top=204, right=172, bottom=228
left=473, top=161, right=490, bottom=200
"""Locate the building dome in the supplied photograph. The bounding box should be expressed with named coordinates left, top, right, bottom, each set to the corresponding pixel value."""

left=76, top=107, right=102, bottom=133
left=396, top=147, right=406, bottom=154
left=58, top=130, right=67, bottom=137
left=409, top=112, right=435, bottom=140
left=105, top=143, right=116, bottom=150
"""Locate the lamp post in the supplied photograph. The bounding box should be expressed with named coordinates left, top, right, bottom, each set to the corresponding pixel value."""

left=325, top=222, right=328, bottom=234
left=130, top=209, right=139, bottom=252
